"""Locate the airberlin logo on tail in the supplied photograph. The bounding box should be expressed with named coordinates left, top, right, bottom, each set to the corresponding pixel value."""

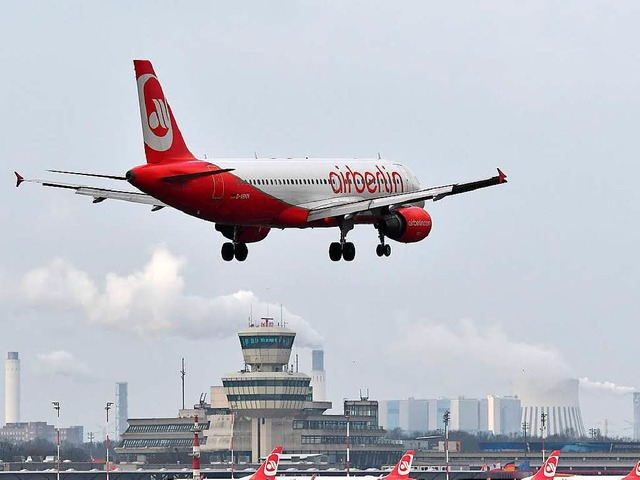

left=137, top=73, right=174, bottom=152
left=635, top=461, right=640, bottom=477
left=329, top=165, right=405, bottom=195
left=543, top=457, right=558, bottom=478
left=397, top=454, right=413, bottom=476
left=263, top=453, right=279, bottom=477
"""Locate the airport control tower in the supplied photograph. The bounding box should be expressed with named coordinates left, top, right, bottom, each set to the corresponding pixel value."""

left=222, top=318, right=310, bottom=461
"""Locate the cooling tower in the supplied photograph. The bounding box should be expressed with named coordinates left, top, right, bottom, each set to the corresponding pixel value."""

left=514, top=378, right=585, bottom=437
left=5, top=352, right=20, bottom=424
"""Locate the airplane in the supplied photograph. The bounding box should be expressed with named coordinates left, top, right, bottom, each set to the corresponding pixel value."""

left=521, top=450, right=560, bottom=480
left=273, top=450, right=414, bottom=480
left=15, top=60, right=507, bottom=262
left=555, top=460, right=640, bottom=480
left=236, top=446, right=283, bottom=480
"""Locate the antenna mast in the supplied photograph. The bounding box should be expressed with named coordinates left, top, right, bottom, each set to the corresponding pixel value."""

left=181, top=358, right=186, bottom=410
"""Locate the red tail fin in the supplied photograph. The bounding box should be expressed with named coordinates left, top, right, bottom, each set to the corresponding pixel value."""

left=383, top=451, right=414, bottom=480
left=530, top=450, right=560, bottom=480
left=133, top=60, right=195, bottom=164
left=249, top=446, right=282, bottom=480
left=622, top=461, right=640, bottom=480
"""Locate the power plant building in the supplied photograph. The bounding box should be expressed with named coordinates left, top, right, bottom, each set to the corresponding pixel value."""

left=450, top=397, right=480, bottom=433
left=118, top=319, right=400, bottom=467
left=379, top=399, right=429, bottom=433
left=487, top=395, right=521, bottom=436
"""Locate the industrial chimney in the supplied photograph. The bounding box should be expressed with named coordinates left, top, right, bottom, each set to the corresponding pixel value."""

left=5, top=352, right=20, bottom=424
left=310, top=349, right=327, bottom=402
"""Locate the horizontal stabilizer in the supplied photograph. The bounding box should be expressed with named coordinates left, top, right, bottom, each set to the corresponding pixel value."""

left=14, top=172, right=24, bottom=187
left=48, top=170, right=127, bottom=181
left=159, top=168, right=234, bottom=184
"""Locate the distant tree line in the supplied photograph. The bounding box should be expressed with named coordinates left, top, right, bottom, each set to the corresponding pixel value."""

left=0, top=438, right=114, bottom=463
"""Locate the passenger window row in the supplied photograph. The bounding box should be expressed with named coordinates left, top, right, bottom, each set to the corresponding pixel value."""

left=245, top=178, right=401, bottom=186
left=247, top=178, right=329, bottom=186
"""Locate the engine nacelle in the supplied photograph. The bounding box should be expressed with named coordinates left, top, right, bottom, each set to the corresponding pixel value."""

left=379, top=207, right=432, bottom=243
left=215, top=224, right=271, bottom=243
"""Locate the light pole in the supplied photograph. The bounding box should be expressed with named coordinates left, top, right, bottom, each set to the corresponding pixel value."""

left=106, top=402, right=114, bottom=480
left=540, top=413, right=547, bottom=461
left=443, top=410, right=450, bottom=480
left=522, top=421, right=529, bottom=461
left=52, top=402, right=60, bottom=480
left=345, top=405, right=350, bottom=477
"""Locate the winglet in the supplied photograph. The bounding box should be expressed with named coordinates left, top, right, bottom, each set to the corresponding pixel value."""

left=497, top=168, right=507, bottom=184
left=15, top=172, right=25, bottom=188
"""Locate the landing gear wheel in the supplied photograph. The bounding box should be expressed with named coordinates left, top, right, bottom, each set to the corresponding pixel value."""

left=384, top=244, right=391, bottom=257
left=342, top=242, right=356, bottom=261
left=221, top=242, right=235, bottom=261
left=329, top=242, right=343, bottom=261
left=234, top=243, right=248, bottom=261
left=376, top=244, right=385, bottom=257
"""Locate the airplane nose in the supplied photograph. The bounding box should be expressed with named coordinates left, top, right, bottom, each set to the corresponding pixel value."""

left=125, top=170, right=135, bottom=184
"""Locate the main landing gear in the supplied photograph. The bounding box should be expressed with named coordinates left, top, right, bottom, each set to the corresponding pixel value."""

left=328, top=220, right=394, bottom=261
left=329, top=241, right=356, bottom=262
left=221, top=242, right=248, bottom=261
left=221, top=227, right=249, bottom=262
left=329, top=217, right=356, bottom=262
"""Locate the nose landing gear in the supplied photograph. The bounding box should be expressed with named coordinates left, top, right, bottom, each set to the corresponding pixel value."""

left=376, top=230, right=391, bottom=257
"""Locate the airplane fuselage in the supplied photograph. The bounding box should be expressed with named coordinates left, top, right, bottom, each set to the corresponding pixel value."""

left=128, top=158, right=423, bottom=228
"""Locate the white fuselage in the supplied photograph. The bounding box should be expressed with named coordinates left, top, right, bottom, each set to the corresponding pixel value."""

left=213, top=158, right=423, bottom=208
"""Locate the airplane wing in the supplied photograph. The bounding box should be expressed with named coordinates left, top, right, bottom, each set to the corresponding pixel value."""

left=306, top=168, right=507, bottom=222
left=15, top=172, right=168, bottom=210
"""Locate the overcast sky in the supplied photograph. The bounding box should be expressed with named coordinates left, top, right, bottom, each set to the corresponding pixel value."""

left=2, top=1, right=640, bottom=440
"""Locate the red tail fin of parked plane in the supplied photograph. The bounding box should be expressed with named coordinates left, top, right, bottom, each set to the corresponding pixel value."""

left=383, top=450, right=415, bottom=480
left=247, top=446, right=282, bottom=480
left=133, top=60, right=195, bottom=164
left=529, top=450, right=560, bottom=480
left=622, top=461, right=640, bottom=480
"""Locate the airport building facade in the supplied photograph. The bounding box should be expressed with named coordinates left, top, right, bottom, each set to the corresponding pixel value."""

left=117, top=320, right=401, bottom=467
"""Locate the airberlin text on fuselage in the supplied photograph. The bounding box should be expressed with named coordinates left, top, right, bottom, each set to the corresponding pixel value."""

left=329, top=165, right=404, bottom=195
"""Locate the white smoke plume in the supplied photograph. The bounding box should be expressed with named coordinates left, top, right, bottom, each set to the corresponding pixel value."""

left=35, top=350, right=97, bottom=382
left=392, top=317, right=572, bottom=382
left=579, top=377, right=636, bottom=395
left=15, top=246, right=323, bottom=347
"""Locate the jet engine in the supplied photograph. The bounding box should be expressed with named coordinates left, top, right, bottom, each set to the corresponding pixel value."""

left=215, top=224, right=271, bottom=243
left=378, top=207, right=432, bottom=243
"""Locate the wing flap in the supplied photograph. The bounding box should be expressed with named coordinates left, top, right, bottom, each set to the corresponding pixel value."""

left=75, top=186, right=167, bottom=206
left=306, top=185, right=453, bottom=221
left=306, top=168, right=506, bottom=222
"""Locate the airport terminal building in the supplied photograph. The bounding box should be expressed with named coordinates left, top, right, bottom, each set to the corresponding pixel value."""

left=117, top=320, right=401, bottom=467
